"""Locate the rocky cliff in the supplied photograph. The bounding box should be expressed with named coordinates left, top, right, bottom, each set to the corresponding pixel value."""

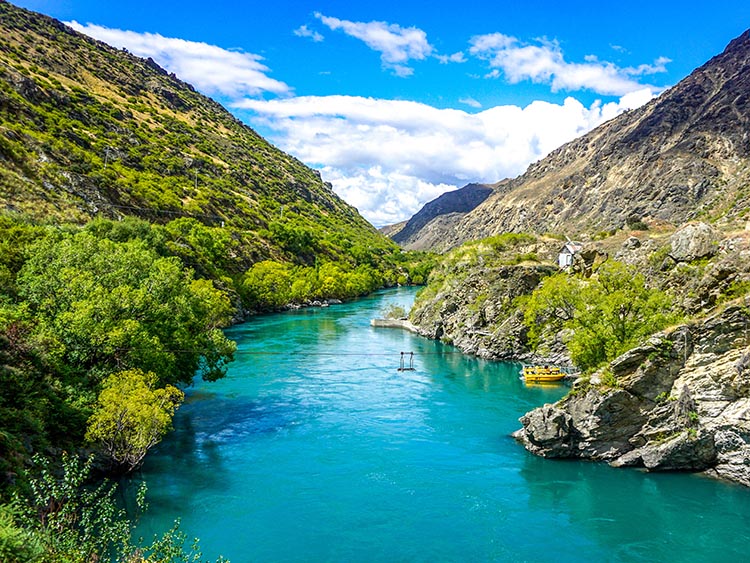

left=410, top=223, right=750, bottom=364
left=514, top=303, right=750, bottom=486
left=408, top=234, right=570, bottom=363
left=432, top=30, right=750, bottom=248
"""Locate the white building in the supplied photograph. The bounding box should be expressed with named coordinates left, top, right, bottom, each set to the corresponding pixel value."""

left=558, top=241, right=583, bottom=269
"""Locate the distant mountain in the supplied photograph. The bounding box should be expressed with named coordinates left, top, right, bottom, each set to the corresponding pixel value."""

left=436, top=30, right=750, bottom=248
left=0, top=1, right=395, bottom=268
left=388, top=183, right=492, bottom=250
left=379, top=220, right=407, bottom=238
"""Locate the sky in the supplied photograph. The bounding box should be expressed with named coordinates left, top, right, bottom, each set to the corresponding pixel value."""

left=12, top=1, right=750, bottom=226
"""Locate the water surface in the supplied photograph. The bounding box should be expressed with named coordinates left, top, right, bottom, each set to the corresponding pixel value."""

left=134, top=288, right=750, bottom=562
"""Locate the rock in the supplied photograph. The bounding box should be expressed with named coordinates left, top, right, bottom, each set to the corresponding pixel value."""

left=639, top=431, right=716, bottom=471
left=410, top=263, right=565, bottom=364
left=515, top=305, right=750, bottom=487
left=514, top=404, right=575, bottom=457
left=669, top=222, right=719, bottom=262
left=624, top=236, right=641, bottom=249
left=514, top=386, right=648, bottom=461
left=712, top=427, right=750, bottom=486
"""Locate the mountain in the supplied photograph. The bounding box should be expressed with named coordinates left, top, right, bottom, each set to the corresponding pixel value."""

left=0, top=0, right=396, bottom=268
left=388, top=183, right=492, bottom=251
left=432, top=30, right=750, bottom=249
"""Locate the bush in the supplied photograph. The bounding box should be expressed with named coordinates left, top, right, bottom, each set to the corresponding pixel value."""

left=10, top=453, right=228, bottom=562
left=86, top=370, right=184, bottom=472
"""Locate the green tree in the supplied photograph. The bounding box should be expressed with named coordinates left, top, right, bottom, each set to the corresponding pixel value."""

left=0, top=502, right=43, bottom=563
left=524, top=261, right=679, bottom=371
left=17, top=232, right=236, bottom=385
left=523, top=272, right=585, bottom=349
left=241, top=260, right=293, bottom=309
left=86, top=369, right=184, bottom=472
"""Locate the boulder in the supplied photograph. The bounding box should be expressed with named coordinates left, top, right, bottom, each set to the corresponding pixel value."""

left=669, top=222, right=719, bottom=262
left=514, top=404, right=575, bottom=457
left=639, top=431, right=716, bottom=470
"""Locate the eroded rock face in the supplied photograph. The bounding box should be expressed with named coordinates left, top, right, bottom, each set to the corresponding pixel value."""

left=409, top=263, right=566, bottom=364
left=514, top=305, right=750, bottom=486
left=514, top=387, right=648, bottom=461
left=436, top=31, right=750, bottom=250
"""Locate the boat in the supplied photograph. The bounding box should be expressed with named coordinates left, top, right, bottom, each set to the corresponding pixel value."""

left=520, top=365, right=565, bottom=383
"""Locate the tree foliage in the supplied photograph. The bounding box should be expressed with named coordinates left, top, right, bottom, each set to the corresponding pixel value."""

left=17, top=231, right=236, bottom=385
left=2, top=453, right=228, bottom=562
left=86, top=370, right=184, bottom=471
left=241, top=259, right=388, bottom=310
left=524, top=261, right=680, bottom=371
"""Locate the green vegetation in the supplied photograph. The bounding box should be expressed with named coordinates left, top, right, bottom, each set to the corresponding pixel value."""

left=0, top=216, right=237, bottom=481
left=382, top=304, right=408, bottom=319
left=0, top=453, right=226, bottom=562
left=242, top=259, right=385, bottom=309
left=523, top=261, right=680, bottom=371
left=86, top=370, right=184, bottom=472
left=0, top=1, right=403, bottom=274
left=0, top=2, right=439, bottom=556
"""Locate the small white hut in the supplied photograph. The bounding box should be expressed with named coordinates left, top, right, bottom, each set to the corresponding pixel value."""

left=558, top=241, right=583, bottom=269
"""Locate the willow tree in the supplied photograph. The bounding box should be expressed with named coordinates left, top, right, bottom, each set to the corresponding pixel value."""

left=17, top=231, right=236, bottom=386
left=86, top=369, right=183, bottom=471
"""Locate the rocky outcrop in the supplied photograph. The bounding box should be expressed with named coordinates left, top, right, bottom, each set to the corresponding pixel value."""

left=409, top=259, right=567, bottom=364
left=668, top=222, right=720, bottom=262
left=514, top=305, right=750, bottom=486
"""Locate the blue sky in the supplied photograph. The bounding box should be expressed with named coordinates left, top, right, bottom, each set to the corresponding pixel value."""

left=13, top=0, right=750, bottom=225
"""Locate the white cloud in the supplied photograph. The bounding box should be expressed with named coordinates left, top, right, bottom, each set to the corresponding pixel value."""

left=459, top=96, right=482, bottom=108
left=294, top=25, right=324, bottom=43
left=624, top=56, right=672, bottom=76
left=64, top=21, right=662, bottom=227
left=436, top=51, right=467, bottom=64
left=314, top=13, right=433, bottom=76
left=469, top=32, right=668, bottom=96
left=66, top=21, right=290, bottom=97
left=234, top=91, right=656, bottom=226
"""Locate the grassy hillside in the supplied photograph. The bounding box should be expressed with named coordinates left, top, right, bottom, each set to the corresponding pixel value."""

left=0, top=0, right=401, bottom=271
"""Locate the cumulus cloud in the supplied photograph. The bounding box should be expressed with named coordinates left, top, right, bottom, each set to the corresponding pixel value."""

left=469, top=32, right=668, bottom=96
left=294, top=25, right=324, bottom=42
left=234, top=91, right=656, bottom=225
left=65, top=21, right=663, bottom=226
left=315, top=13, right=433, bottom=77
left=66, top=21, right=290, bottom=97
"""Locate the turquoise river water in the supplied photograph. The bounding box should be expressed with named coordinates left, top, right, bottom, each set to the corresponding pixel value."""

left=132, top=287, right=750, bottom=562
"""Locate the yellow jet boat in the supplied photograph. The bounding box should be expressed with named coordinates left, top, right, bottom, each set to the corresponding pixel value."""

left=521, top=365, right=566, bottom=383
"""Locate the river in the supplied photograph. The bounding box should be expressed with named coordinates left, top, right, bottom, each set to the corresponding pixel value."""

left=132, top=287, right=750, bottom=562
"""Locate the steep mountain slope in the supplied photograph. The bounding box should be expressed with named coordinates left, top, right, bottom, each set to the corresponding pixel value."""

left=0, top=1, right=395, bottom=267
left=439, top=30, right=750, bottom=247
left=389, top=183, right=492, bottom=250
